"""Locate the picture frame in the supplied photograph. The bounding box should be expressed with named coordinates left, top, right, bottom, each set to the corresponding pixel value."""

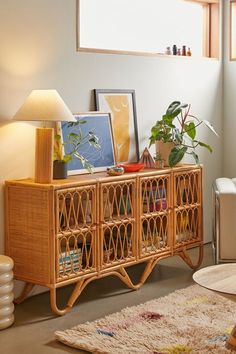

left=94, top=89, right=139, bottom=164
left=58, top=112, right=116, bottom=175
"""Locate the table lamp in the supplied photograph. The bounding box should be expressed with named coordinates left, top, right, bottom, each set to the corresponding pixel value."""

left=13, top=89, right=76, bottom=183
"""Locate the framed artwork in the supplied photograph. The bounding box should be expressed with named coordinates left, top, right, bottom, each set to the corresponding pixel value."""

left=58, top=112, right=116, bottom=175
left=94, top=89, right=139, bottom=164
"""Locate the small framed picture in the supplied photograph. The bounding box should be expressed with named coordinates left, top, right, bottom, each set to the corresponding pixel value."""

left=58, top=112, right=116, bottom=175
left=94, top=89, right=139, bottom=164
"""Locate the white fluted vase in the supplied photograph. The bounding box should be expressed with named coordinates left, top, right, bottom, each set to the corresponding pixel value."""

left=0, top=255, right=14, bottom=330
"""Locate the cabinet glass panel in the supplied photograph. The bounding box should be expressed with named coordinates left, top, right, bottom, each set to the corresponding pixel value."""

left=174, top=171, right=200, bottom=207
left=57, top=230, right=96, bottom=280
left=101, top=222, right=134, bottom=268
left=56, top=186, right=96, bottom=232
left=101, top=180, right=135, bottom=222
left=141, top=214, right=168, bottom=256
left=175, top=206, right=200, bottom=244
left=140, top=175, right=170, bottom=257
left=141, top=176, right=169, bottom=214
left=55, top=186, right=96, bottom=281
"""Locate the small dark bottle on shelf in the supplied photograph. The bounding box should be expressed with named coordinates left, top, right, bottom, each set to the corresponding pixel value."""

left=187, top=47, right=192, bottom=56
left=172, top=45, right=177, bottom=55
left=182, top=45, right=186, bottom=56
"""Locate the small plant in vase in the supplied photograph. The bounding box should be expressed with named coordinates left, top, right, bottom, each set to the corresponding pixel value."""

left=149, top=101, right=218, bottom=167
left=54, top=120, right=100, bottom=178
left=154, top=152, right=165, bottom=169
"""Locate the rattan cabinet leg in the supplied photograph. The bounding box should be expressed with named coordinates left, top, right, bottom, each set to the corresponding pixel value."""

left=117, top=256, right=170, bottom=290
left=117, top=267, right=142, bottom=290
left=50, top=277, right=97, bottom=315
left=117, top=258, right=162, bottom=290
left=50, top=288, right=73, bottom=316
left=14, top=282, right=35, bottom=304
left=177, top=244, right=204, bottom=270
left=67, top=277, right=96, bottom=308
left=136, top=255, right=171, bottom=287
left=138, top=258, right=159, bottom=286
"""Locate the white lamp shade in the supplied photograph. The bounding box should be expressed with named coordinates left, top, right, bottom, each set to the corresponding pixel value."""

left=13, top=89, right=76, bottom=122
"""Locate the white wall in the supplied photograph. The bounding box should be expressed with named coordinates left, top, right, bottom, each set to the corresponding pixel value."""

left=0, top=0, right=222, bottom=294
left=223, top=0, right=236, bottom=177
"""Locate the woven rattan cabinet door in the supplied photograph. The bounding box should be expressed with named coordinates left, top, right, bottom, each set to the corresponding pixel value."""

left=55, top=185, right=97, bottom=282
left=139, top=174, right=171, bottom=258
left=174, top=168, right=203, bottom=248
left=99, top=178, right=136, bottom=269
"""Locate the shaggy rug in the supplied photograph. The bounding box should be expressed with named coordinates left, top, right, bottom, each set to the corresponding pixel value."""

left=55, top=285, right=236, bottom=354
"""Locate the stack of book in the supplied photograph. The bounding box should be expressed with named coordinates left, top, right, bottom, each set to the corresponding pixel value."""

left=59, top=249, right=82, bottom=273
left=143, top=185, right=167, bottom=212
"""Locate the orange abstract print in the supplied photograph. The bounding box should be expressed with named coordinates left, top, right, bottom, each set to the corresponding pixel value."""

left=105, top=95, right=130, bottom=163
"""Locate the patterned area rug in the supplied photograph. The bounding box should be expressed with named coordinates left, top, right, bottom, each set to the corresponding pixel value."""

left=55, top=285, right=236, bottom=353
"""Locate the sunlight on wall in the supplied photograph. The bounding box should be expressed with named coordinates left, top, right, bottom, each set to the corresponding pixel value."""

left=0, top=30, right=57, bottom=77
left=0, top=2, right=60, bottom=77
left=0, top=122, right=35, bottom=181
left=0, top=121, right=36, bottom=252
left=0, top=48, right=47, bottom=78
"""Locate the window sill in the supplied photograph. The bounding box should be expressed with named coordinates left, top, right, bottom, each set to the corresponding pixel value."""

left=77, top=47, right=219, bottom=60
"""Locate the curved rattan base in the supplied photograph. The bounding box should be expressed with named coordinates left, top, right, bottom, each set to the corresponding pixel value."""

left=49, top=258, right=166, bottom=316
left=175, top=243, right=203, bottom=270
left=15, top=246, right=203, bottom=316
left=14, top=282, right=35, bottom=304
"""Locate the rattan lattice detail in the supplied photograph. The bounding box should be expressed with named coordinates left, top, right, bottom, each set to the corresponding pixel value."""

left=141, top=177, right=168, bottom=214
left=175, top=207, right=199, bottom=244
left=56, top=187, right=95, bottom=233
left=101, top=181, right=134, bottom=222
left=175, top=171, right=200, bottom=207
left=56, top=187, right=96, bottom=280
left=141, top=214, right=168, bottom=256
left=102, top=222, right=134, bottom=267
left=57, top=230, right=95, bottom=280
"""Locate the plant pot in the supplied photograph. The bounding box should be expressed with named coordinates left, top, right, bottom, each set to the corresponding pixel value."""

left=53, top=160, right=67, bottom=179
left=155, top=141, right=182, bottom=167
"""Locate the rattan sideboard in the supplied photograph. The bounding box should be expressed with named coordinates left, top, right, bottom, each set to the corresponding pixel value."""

left=5, top=164, right=203, bottom=315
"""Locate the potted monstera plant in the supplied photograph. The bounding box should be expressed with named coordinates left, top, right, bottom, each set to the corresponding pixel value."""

left=53, top=120, right=100, bottom=179
left=149, top=101, right=218, bottom=167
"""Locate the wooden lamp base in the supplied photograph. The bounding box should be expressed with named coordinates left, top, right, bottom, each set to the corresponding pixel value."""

left=35, top=127, right=53, bottom=184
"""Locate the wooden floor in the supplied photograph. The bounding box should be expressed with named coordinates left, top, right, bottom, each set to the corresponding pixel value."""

left=0, top=244, right=214, bottom=354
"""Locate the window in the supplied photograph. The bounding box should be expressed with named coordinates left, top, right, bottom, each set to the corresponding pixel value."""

left=230, top=0, right=236, bottom=60
left=77, top=0, right=219, bottom=58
